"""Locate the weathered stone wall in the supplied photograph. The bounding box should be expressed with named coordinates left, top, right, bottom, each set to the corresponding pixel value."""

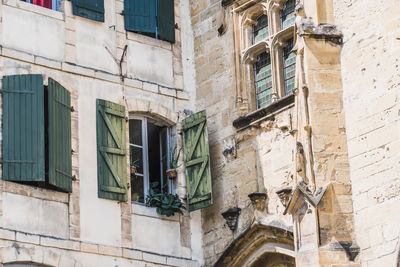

left=0, top=0, right=202, bottom=266
left=334, top=0, right=400, bottom=266
left=190, top=0, right=295, bottom=265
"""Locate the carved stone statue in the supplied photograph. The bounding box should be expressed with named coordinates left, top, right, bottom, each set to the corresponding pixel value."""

left=296, top=142, right=308, bottom=184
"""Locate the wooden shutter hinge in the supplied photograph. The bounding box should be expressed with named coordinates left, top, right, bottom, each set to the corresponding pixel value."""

left=55, top=169, right=76, bottom=181
left=55, top=98, right=74, bottom=112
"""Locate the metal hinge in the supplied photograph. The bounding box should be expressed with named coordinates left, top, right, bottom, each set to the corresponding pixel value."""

left=55, top=98, right=74, bottom=112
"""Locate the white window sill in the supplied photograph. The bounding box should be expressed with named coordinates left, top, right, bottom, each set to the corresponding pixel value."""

left=131, top=202, right=180, bottom=222
left=3, top=0, right=64, bottom=21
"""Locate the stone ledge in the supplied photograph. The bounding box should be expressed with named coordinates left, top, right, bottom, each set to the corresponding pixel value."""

left=132, top=203, right=180, bottom=222
left=2, top=180, right=69, bottom=203
left=233, top=93, right=295, bottom=130
left=3, top=0, right=64, bottom=21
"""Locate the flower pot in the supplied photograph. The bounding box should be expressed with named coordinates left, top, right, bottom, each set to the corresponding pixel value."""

left=166, top=169, right=177, bottom=179
left=130, top=166, right=137, bottom=175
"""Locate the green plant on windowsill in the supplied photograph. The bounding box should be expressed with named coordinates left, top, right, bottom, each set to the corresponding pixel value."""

left=166, top=145, right=182, bottom=180
left=130, top=159, right=140, bottom=176
left=145, top=182, right=185, bottom=217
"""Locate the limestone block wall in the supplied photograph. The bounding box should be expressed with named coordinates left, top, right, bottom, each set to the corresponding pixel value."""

left=334, top=0, right=400, bottom=266
left=0, top=0, right=202, bottom=266
left=190, top=0, right=295, bottom=265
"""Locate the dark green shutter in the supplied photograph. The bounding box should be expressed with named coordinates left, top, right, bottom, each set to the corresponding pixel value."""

left=72, top=0, right=104, bottom=22
left=157, top=0, right=175, bottom=43
left=124, top=0, right=157, bottom=34
left=47, top=79, right=73, bottom=192
left=96, top=99, right=127, bottom=201
left=2, top=74, right=45, bottom=182
left=182, top=110, right=212, bottom=211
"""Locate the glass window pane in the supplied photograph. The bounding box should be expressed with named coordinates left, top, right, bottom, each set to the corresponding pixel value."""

left=130, top=146, right=143, bottom=174
left=283, top=38, right=296, bottom=95
left=131, top=174, right=145, bottom=203
left=129, top=119, right=142, bottom=146
left=254, top=52, right=273, bottom=108
left=253, top=15, right=269, bottom=44
left=281, top=0, right=296, bottom=30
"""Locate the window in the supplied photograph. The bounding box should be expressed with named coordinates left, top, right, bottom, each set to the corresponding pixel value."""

left=129, top=117, right=169, bottom=203
left=238, top=0, right=296, bottom=110
left=283, top=38, right=296, bottom=95
left=22, top=0, right=60, bottom=11
left=124, top=0, right=175, bottom=43
left=281, top=0, right=296, bottom=31
left=253, top=14, right=269, bottom=44
left=254, top=52, right=273, bottom=109
left=1, top=75, right=73, bottom=193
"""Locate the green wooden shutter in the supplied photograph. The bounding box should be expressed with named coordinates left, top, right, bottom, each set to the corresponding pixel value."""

left=157, top=0, right=175, bottom=43
left=124, top=0, right=157, bottom=34
left=182, top=110, right=212, bottom=211
left=2, top=74, right=45, bottom=182
left=72, top=0, right=104, bottom=22
left=96, top=99, right=127, bottom=201
left=47, top=78, right=73, bottom=192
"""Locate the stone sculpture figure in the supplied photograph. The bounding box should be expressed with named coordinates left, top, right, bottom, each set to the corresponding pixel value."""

left=296, top=142, right=308, bottom=184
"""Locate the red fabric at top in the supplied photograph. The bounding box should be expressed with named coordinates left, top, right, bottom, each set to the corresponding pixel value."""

left=32, top=0, right=52, bottom=9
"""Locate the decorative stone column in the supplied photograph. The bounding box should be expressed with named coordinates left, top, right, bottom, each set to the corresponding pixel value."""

left=284, top=4, right=360, bottom=266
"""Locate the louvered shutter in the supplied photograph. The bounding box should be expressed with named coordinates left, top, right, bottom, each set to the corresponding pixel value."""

left=96, top=99, right=127, bottom=201
left=157, top=0, right=175, bottom=43
left=182, top=110, right=213, bottom=211
left=2, top=74, right=45, bottom=182
left=47, top=78, right=73, bottom=192
left=72, top=0, right=104, bottom=22
left=124, top=0, right=157, bottom=34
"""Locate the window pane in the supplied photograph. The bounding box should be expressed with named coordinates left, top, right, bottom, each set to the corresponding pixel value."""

left=129, top=119, right=142, bottom=146
left=130, top=146, right=143, bottom=174
left=254, top=52, right=273, bottom=108
left=283, top=38, right=296, bottom=95
left=281, top=0, right=296, bottom=30
left=131, top=174, right=145, bottom=203
left=160, top=129, right=168, bottom=194
left=253, top=14, right=269, bottom=44
left=147, top=121, right=163, bottom=193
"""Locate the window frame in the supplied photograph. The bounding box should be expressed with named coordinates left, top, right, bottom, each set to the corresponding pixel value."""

left=23, top=0, right=60, bottom=11
left=238, top=0, right=296, bottom=112
left=129, top=115, right=171, bottom=204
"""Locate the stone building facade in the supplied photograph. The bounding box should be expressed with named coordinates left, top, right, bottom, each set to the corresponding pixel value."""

left=0, top=0, right=203, bottom=266
left=189, top=0, right=400, bottom=266
left=1, top=0, right=400, bottom=266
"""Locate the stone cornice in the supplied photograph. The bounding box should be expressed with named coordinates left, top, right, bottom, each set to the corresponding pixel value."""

left=233, top=93, right=295, bottom=130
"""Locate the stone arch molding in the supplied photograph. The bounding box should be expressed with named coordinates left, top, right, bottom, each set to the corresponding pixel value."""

left=0, top=245, right=80, bottom=267
left=126, top=99, right=177, bottom=126
left=215, top=223, right=295, bottom=267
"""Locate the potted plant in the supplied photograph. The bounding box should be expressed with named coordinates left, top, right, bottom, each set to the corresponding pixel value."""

left=166, top=145, right=181, bottom=180
left=130, top=159, right=140, bottom=176
left=145, top=182, right=185, bottom=217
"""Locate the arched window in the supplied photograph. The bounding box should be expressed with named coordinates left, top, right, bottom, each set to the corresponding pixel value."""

left=283, top=38, right=296, bottom=95
left=253, top=14, right=269, bottom=44
left=129, top=116, right=169, bottom=203
left=254, top=52, right=273, bottom=108
left=281, top=0, right=296, bottom=30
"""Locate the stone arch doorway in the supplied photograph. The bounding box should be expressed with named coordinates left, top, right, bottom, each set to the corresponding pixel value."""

left=215, top=224, right=295, bottom=267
